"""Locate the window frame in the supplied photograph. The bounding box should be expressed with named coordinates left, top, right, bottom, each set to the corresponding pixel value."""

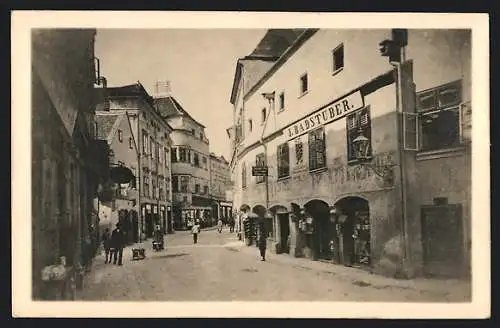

left=172, top=175, right=179, bottom=192
left=180, top=175, right=189, bottom=193
left=278, top=91, right=285, bottom=111
left=118, top=129, right=123, bottom=143
left=277, top=142, right=290, bottom=179
left=308, top=127, right=326, bottom=171
left=299, top=72, right=309, bottom=97
left=332, top=43, right=345, bottom=75
left=346, top=106, right=372, bottom=163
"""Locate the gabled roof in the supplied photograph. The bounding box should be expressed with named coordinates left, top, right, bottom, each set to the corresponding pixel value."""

left=106, top=82, right=156, bottom=108
left=229, top=29, right=307, bottom=105
left=154, top=96, right=205, bottom=128
left=95, top=113, right=120, bottom=140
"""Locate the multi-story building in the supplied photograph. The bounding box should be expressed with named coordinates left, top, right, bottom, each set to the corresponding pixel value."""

left=31, top=29, right=104, bottom=299
left=98, top=82, right=174, bottom=238
left=228, top=29, right=471, bottom=279
left=209, top=153, right=233, bottom=223
left=95, top=109, right=140, bottom=244
left=154, top=90, right=212, bottom=229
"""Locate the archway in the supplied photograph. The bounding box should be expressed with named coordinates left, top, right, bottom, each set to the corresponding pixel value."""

left=334, top=196, right=370, bottom=267
left=303, top=199, right=332, bottom=260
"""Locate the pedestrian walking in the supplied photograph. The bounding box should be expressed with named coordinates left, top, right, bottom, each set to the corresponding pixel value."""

left=217, top=219, right=223, bottom=233
left=229, top=217, right=235, bottom=233
left=110, top=223, right=125, bottom=266
left=101, top=228, right=111, bottom=264
left=191, top=221, right=201, bottom=244
left=258, top=229, right=267, bottom=261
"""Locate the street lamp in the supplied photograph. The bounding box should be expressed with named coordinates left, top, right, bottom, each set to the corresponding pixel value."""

left=352, top=131, right=394, bottom=182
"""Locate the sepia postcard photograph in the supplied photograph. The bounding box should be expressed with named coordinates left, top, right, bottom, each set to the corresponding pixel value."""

left=11, top=11, right=490, bottom=318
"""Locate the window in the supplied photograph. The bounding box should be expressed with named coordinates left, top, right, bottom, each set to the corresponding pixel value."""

left=142, top=131, right=148, bottom=154
left=261, top=108, right=266, bottom=124
left=300, top=73, right=308, bottom=95
left=195, top=184, right=200, bottom=194
left=187, top=149, right=192, bottom=164
left=118, top=130, right=123, bottom=142
left=150, top=137, right=155, bottom=159
left=172, top=176, right=179, bottom=192
left=179, top=148, right=187, bottom=162
left=152, top=179, right=157, bottom=199
left=248, top=119, right=253, bottom=132
left=308, top=128, right=326, bottom=170
left=164, top=148, right=169, bottom=167
left=159, top=187, right=164, bottom=201
left=204, top=186, right=209, bottom=195
left=143, top=175, right=150, bottom=197
left=199, top=132, right=203, bottom=140
left=279, top=92, right=285, bottom=111
left=194, top=153, right=200, bottom=167
left=202, top=157, right=207, bottom=170
left=346, top=107, right=372, bottom=162
left=255, top=153, right=266, bottom=183
left=180, top=176, right=189, bottom=193
left=295, top=138, right=304, bottom=165
left=129, top=137, right=133, bottom=149
left=277, top=143, right=290, bottom=178
left=191, top=129, right=195, bottom=135
left=241, top=163, right=247, bottom=189
left=171, top=147, right=178, bottom=163
left=417, top=80, right=462, bottom=151
left=332, top=43, right=344, bottom=73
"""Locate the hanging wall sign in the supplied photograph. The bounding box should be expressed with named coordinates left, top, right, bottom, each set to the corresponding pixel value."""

left=286, top=90, right=364, bottom=140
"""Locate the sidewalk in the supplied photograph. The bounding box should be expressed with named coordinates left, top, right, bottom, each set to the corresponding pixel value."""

left=224, top=239, right=471, bottom=302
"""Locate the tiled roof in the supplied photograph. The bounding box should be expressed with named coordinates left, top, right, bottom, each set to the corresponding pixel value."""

left=250, top=29, right=307, bottom=58
left=154, top=96, right=205, bottom=128
left=105, top=83, right=156, bottom=108
left=95, top=114, right=120, bottom=140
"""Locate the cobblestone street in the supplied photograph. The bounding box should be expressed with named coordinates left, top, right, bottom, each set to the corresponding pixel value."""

left=78, top=228, right=471, bottom=302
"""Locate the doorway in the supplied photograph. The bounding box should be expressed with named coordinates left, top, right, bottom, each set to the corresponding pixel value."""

left=131, top=210, right=139, bottom=243
left=421, top=204, right=464, bottom=277
left=334, top=197, right=370, bottom=267
left=145, top=212, right=153, bottom=238
left=278, top=213, right=290, bottom=254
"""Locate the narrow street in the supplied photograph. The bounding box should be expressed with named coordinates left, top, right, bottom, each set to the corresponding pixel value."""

left=79, top=228, right=471, bottom=302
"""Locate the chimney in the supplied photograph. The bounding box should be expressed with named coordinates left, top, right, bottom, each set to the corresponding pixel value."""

left=154, top=80, right=172, bottom=98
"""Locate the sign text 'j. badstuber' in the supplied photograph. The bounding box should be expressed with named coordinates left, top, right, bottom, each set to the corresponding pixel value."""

left=286, top=90, right=364, bottom=140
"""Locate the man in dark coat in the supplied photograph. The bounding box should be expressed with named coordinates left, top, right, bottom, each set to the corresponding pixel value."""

left=258, top=225, right=267, bottom=261
left=111, top=223, right=125, bottom=266
left=101, top=228, right=111, bottom=264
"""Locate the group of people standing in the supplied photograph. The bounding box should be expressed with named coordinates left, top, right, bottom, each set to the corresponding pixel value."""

left=101, top=223, right=125, bottom=266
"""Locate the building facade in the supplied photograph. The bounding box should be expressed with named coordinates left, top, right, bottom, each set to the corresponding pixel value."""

left=98, top=83, right=174, bottom=238
left=155, top=94, right=212, bottom=229
left=228, top=29, right=471, bottom=279
left=209, top=153, right=233, bottom=223
left=31, top=29, right=104, bottom=299
left=95, top=110, right=140, bottom=244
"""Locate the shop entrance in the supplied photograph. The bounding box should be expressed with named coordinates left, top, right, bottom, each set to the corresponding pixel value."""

left=334, top=197, right=370, bottom=267
left=145, top=212, right=154, bottom=239
left=278, top=213, right=290, bottom=254
left=304, top=200, right=332, bottom=261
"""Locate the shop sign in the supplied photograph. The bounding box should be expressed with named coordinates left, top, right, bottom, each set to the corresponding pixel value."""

left=286, top=90, right=364, bottom=140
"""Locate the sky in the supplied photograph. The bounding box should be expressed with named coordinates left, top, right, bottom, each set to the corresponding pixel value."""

left=95, top=29, right=267, bottom=160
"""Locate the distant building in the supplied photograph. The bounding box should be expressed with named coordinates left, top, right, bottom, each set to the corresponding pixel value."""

left=155, top=93, right=212, bottom=229
left=96, top=82, right=174, bottom=238
left=228, top=29, right=471, bottom=279
left=95, top=110, right=140, bottom=244
left=209, top=153, right=233, bottom=222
